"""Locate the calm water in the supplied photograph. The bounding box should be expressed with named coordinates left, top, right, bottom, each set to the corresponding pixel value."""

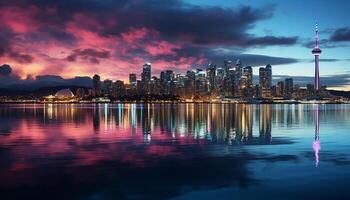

left=0, top=103, right=350, bottom=200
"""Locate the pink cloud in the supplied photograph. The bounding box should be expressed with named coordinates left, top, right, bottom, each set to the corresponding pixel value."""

left=144, top=40, right=181, bottom=56
left=121, top=27, right=149, bottom=43
left=0, top=6, right=40, bottom=33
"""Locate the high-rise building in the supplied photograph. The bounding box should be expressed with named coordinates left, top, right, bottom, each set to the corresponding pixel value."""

left=284, top=78, right=294, bottom=99
left=160, top=71, right=166, bottom=83
left=265, top=64, right=272, bottom=88
left=207, top=64, right=216, bottom=92
left=92, top=74, right=101, bottom=97
left=233, top=59, right=243, bottom=96
left=114, top=80, right=125, bottom=97
left=185, top=70, right=196, bottom=97
left=235, top=59, right=243, bottom=79
left=129, top=73, right=137, bottom=88
left=141, top=63, right=151, bottom=83
left=238, top=66, right=253, bottom=97
left=215, top=67, right=225, bottom=94
left=276, top=81, right=284, bottom=97
left=243, top=66, right=253, bottom=87
left=103, top=79, right=113, bottom=95
left=312, top=24, right=322, bottom=91
left=195, top=69, right=208, bottom=95
left=259, top=65, right=272, bottom=98
left=224, top=59, right=232, bottom=76
left=165, top=70, right=174, bottom=83
left=141, top=63, right=151, bottom=93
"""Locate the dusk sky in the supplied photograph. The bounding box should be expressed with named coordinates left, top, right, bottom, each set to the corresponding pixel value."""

left=0, top=0, right=350, bottom=89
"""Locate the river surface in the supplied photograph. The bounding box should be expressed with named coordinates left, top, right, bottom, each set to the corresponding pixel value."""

left=0, top=103, right=349, bottom=199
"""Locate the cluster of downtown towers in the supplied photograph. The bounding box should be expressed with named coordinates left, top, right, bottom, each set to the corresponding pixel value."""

left=89, top=26, right=324, bottom=100
left=91, top=60, right=321, bottom=100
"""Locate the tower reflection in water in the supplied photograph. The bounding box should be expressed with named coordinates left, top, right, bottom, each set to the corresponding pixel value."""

left=313, top=104, right=321, bottom=167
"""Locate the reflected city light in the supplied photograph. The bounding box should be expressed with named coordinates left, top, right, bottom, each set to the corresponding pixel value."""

left=313, top=104, right=321, bottom=167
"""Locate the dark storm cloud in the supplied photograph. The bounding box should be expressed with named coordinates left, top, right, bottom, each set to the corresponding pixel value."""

left=172, top=46, right=298, bottom=66
left=38, top=26, right=77, bottom=43
left=0, top=0, right=300, bottom=81
left=0, top=64, right=12, bottom=76
left=0, top=26, right=14, bottom=56
left=0, top=25, right=34, bottom=63
left=245, top=36, right=298, bottom=46
left=233, top=54, right=297, bottom=66
left=303, top=39, right=348, bottom=49
left=0, top=0, right=297, bottom=47
left=303, top=27, right=350, bottom=48
left=330, top=27, right=350, bottom=42
left=8, top=51, right=33, bottom=64
left=67, top=49, right=110, bottom=64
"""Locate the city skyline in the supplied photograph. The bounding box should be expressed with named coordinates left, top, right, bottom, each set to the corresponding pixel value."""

left=0, top=0, right=350, bottom=90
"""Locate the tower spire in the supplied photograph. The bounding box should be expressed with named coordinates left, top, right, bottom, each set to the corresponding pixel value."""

left=315, top=23, right=319, bottom=48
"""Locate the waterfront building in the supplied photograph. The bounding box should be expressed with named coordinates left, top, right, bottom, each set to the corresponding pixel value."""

left=103, top=79, right=113, bottom=96
left=284, top=78, right=294, bottom=99
left=129, top=73, right=137, bottom=88
left=207, top=64, right=216, bottom=93
left=92, top=74, right=101, bottom=97
left=141, top=63, right=152, bottom=94
left=276, top=81, right=284, bottom=97
left=259, top=65, right=272, bottom=98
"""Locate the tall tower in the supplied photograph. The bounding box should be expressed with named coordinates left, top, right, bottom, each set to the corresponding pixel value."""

left=312, top=24, right=322, bottom=91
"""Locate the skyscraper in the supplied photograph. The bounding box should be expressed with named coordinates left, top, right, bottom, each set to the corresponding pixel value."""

left=141, top=63, right=151, bottom=93
left=235, top=59, right=242, bottom=78
left=165, top=70, right=174, bottom=83
left=284, top=78, right=294, bottom=99
left=92, top=74, right=101, bottom=96
left=243, top=66, right=253, bottom=87
left=207, top=64, right=216, bottom=92
left=265, top=64, right=272, bottom=89
left=141, top=63, right=151, bottom=84
left=129, top=73, right=137, bottom=88
left=224, top=59, right=232, bottom=76
left=259, top=65, right=272, bottom=98
left=312, top=24, right=322, bottom=91
left=276, top=81, right=284, bottom=97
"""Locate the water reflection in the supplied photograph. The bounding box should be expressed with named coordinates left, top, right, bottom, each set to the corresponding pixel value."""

left=1, top=103, right=350, bottom=199
left=0, top=103, right=332, bottom=145
left=313, top=104, right=321, bottom=167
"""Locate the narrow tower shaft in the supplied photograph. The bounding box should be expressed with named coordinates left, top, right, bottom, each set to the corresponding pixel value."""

left=315, top=55, right=320, bottom=91
left=312, top=24, right=322, bottom=91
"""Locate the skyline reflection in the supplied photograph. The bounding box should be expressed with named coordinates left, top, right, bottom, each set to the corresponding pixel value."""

left=1, top=103, right=350, bottom=199
left=0, top=103, right=335, bottom=146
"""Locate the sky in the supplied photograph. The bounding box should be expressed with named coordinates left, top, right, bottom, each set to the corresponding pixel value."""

left=0, top=0, right=350, bottom=90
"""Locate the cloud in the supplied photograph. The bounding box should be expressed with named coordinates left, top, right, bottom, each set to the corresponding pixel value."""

left=8, top=51, right=33, bottom=64
left=245, top=36, right=298, bottom=46
left=303, top=38, right=348, bottom=49
left=330, top=27, right=350, bottom=42
left=67, top=48, right=110, bottom=64
left=303, top=27, right=350, bottom=48
left=0, top=0, right=299, bottom=81
left=0, top=64, right=12, bottom=76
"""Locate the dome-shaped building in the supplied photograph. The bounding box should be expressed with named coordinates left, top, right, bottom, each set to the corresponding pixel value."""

left=55, top=89, right=74, bottom=98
